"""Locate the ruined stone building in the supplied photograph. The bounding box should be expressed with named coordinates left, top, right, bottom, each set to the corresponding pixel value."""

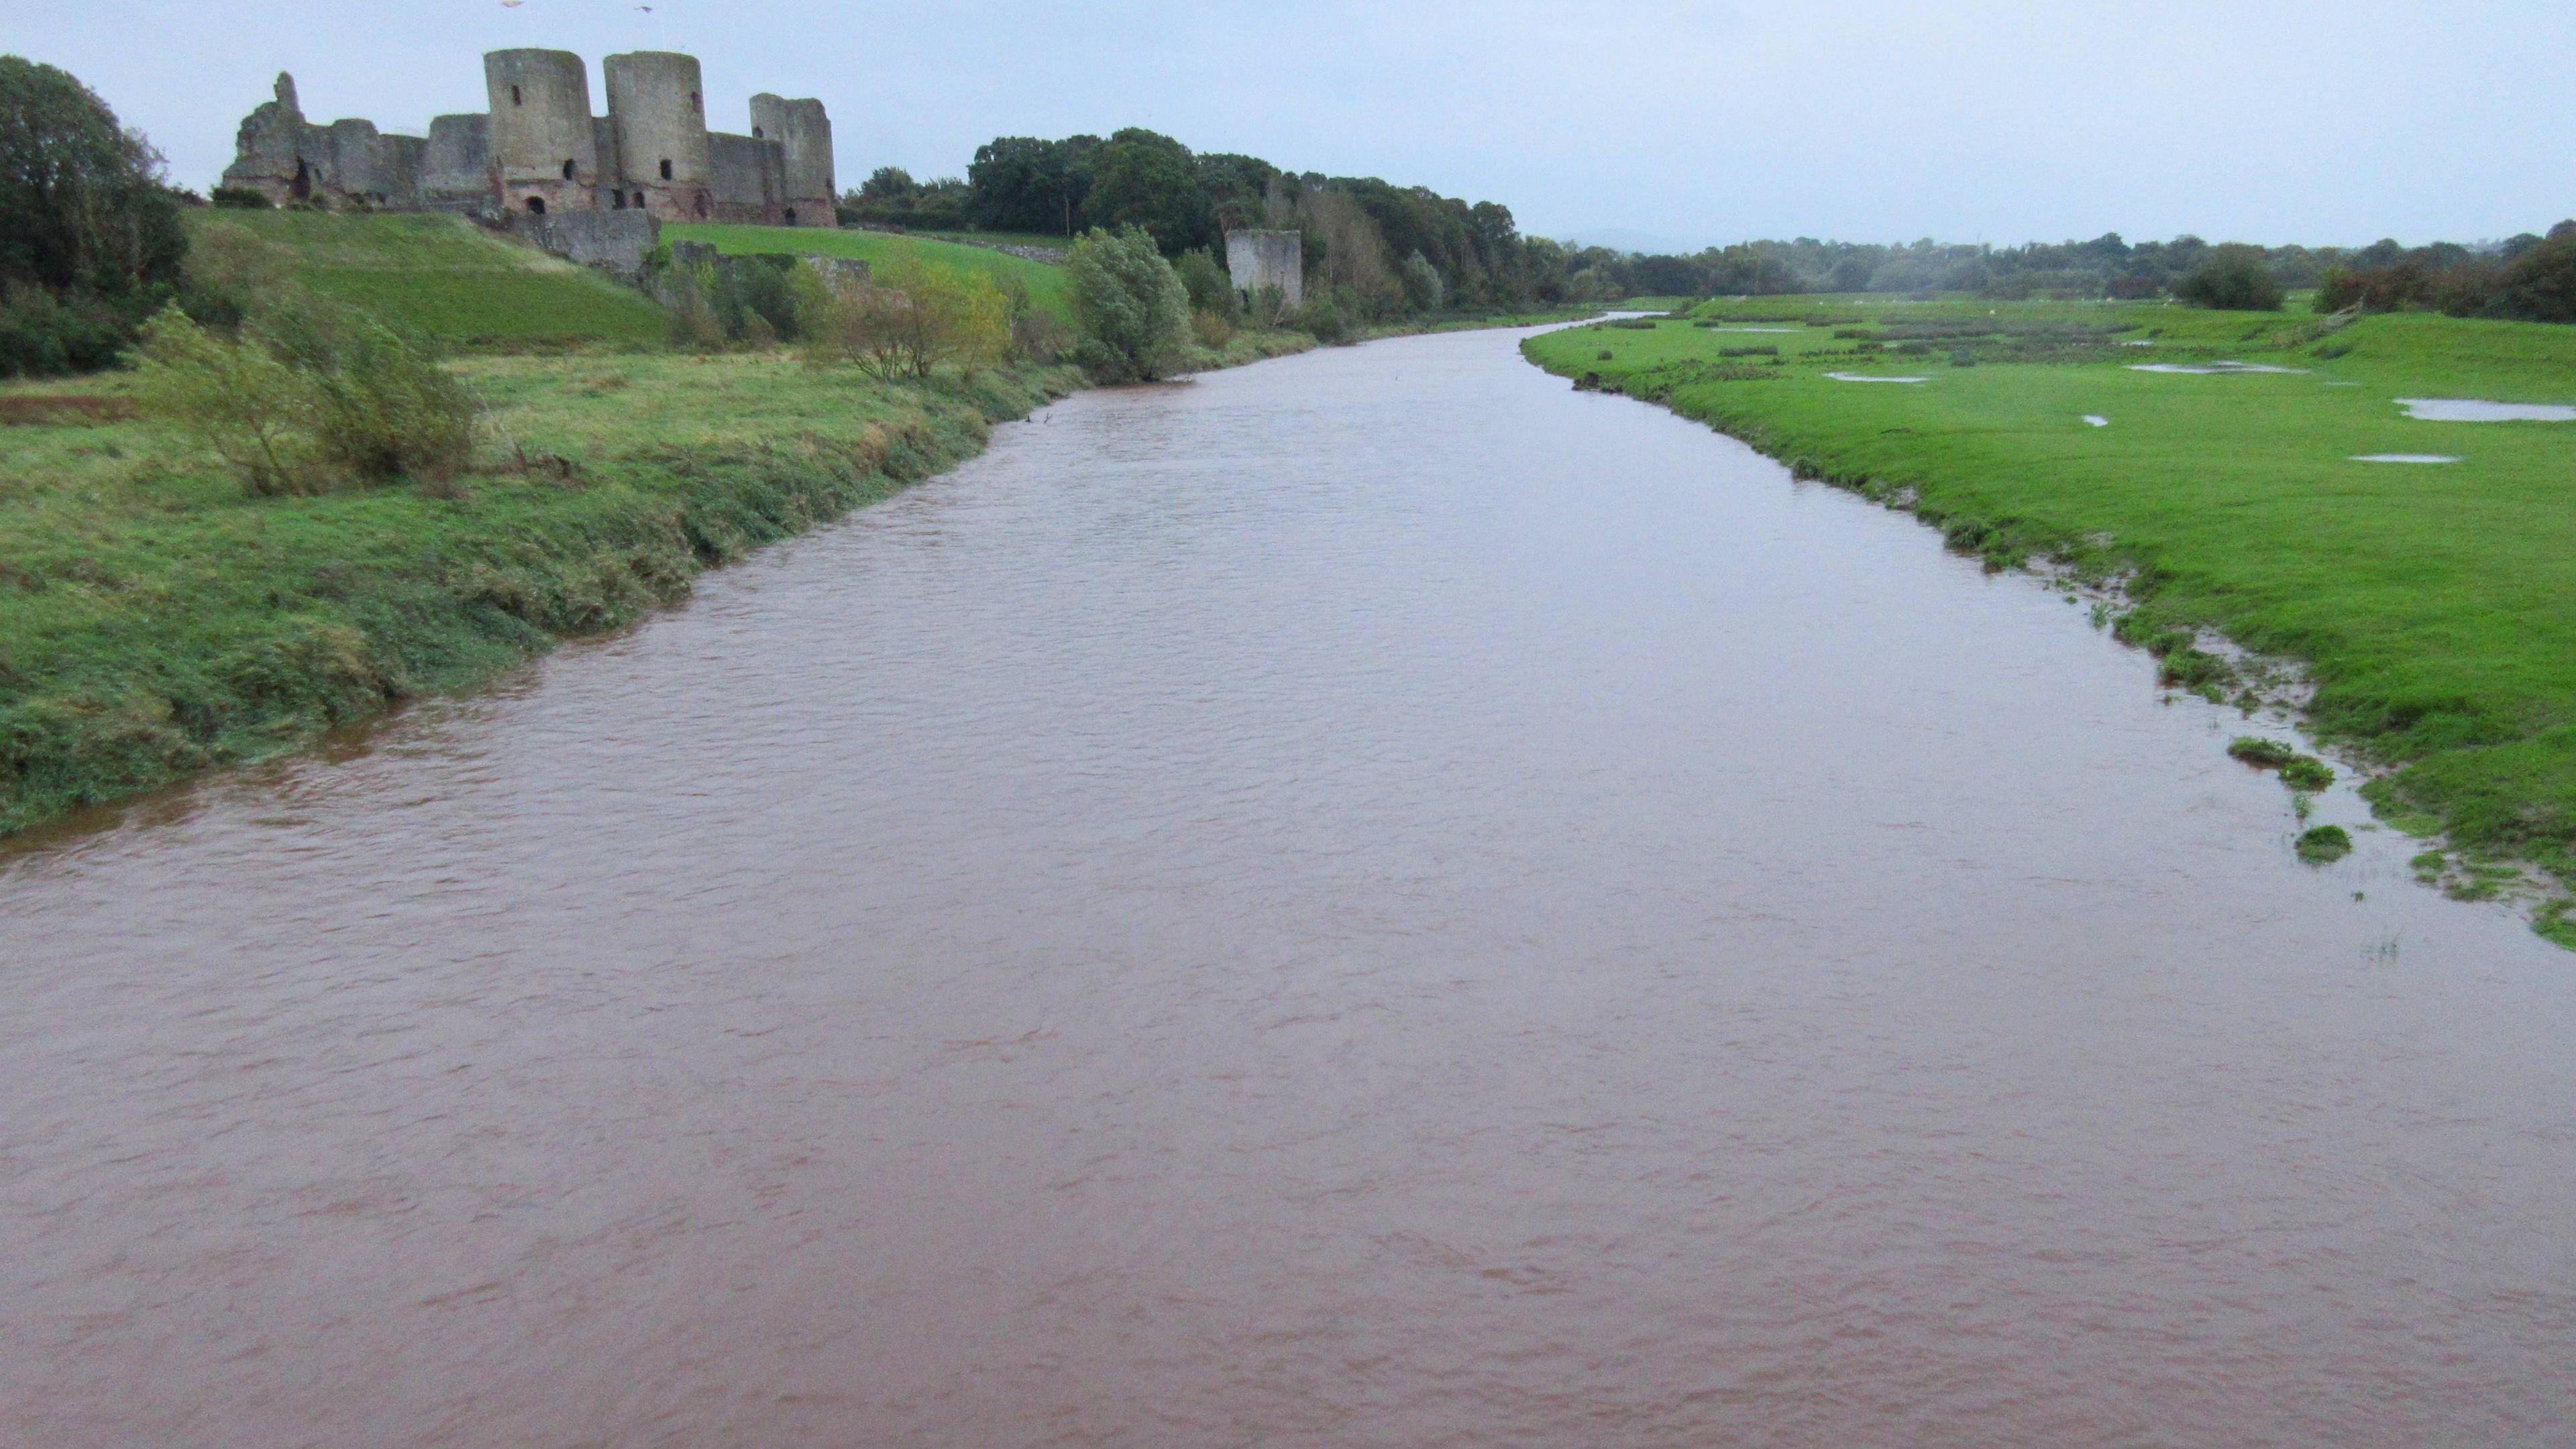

left=222, top=50, right=836, bottom=228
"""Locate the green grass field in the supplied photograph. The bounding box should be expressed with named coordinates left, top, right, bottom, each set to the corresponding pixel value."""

left=912, top=229, right=1077, bottom=253
left=665, top=223, right=1075, bottom=323
left=192, top=211, right=673, bottom=346
left=1526, top=297, right=2576, bottom=922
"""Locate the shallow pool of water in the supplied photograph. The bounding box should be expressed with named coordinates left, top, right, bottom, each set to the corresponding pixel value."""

left=2129, top=362, right=2309, bottom=375
left=2396, top=398, right=2576, bottom=423
left=2351, top=453, right=2463, bottom=464
left=4, top=327, right=2569, bottom=1448
left=1825, top=371, right=1928, bottom=383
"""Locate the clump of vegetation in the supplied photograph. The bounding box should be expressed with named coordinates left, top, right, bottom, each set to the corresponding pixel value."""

left=1286, top=293, right=1350, bottom=345
left=1065, top=223, right=1190, bottom=381
left=2295, top=825, right=2353, bottom=863
left=2229, top=737, right=2299, bottom=767
left=2279, top=756, right=2335, bottom=791
left=2537, top=899, right=2576, bottom=950
left=2175, top=245, right=2285, bottom=311
left=2316, top=224, right=2576, bottom=324
left=131, top=296, right=472, bottom=494
left=802, top=254, right=1010, bottom=381
left=0, top=56, right=188, bottom=375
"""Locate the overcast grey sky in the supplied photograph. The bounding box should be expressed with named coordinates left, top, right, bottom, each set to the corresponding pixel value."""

left=17, top=1, right=2572, bottom=249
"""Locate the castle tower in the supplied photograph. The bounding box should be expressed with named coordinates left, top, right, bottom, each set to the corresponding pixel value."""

left=604, top=52, right=712, bottom=221
left=749, top=95, right=835, bottom=228
left=484, top=50, right=598, bottom=215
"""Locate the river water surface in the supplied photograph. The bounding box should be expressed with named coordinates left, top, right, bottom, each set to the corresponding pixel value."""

left=5, top=329, right=2573, bottom=1447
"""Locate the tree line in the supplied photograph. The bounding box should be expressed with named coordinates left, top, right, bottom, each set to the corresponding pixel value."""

left=840, top=127, right=2576, bottom=323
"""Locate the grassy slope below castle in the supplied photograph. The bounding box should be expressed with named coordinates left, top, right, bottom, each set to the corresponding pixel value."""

left=666, top=223, right=1077, bottom=323
left=1523, top=301, right=2576, bottom=936
left=198, top=211, right=672, bottom=345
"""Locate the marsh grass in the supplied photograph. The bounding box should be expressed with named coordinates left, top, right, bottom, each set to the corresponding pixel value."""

left=2296, top=825, right=2354, bottom=863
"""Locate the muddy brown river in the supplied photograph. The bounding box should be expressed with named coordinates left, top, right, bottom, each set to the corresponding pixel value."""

left=5, top=328, right=2573, bottom=1447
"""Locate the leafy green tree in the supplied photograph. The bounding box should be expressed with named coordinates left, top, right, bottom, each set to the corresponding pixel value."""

left=2174, top=245, right=2284, bottom=311
left=1173, top=246, right=1235, bottom=317
left=1066, top=224, right=1190, bottom=381
left=1085, top=129, right=1213, bottom=255
left=0, top=55, right=186, bottom=374
left=967, top=135, right=1098, bottom=235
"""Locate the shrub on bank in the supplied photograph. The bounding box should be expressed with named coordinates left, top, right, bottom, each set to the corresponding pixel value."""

left=1173, top=247, right=1237, bottom=320
left=803, top=254, right=1010, bottom=381
left=131, top=294, right=472, bottom=494
left=1066, top=224, right=1190, bottom=382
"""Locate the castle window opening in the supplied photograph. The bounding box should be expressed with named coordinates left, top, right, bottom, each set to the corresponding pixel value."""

left=659, top=159, right=673, bottom=180
left=784, top=208, right=796, bottom=225
left=526, top=196, right=545, bottom=215
left=561, top=158, right=576, bottom=180
left=611, top=191, right=626, bottom=209
left=689, top=92, right=700, bottom=112
left=753, top=126, right=763, bottom=138
left=633, top=191, right=645, bottom=207
left=511, top=85, right=522, bottom=107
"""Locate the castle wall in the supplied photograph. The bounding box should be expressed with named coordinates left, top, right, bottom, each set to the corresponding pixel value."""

left=1227, top=230, right=1305, bottom=306
left=419, top=114, right=492, bottom=212
left=706, top=132, right=788, bottom=223
left=749, top=95, right=836, bottom=227
left=504, top=210, right=661, bottom=278
left=604, top=52, right=712, bottom=221
left=224, top=52, right=830, bottom=228
left=484, top=50, right=598, bottom=215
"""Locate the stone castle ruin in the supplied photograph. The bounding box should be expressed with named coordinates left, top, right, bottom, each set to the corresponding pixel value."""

left=1225, top=230, right=1303, bottom=307
left=222, top=50, right=835, bottom=229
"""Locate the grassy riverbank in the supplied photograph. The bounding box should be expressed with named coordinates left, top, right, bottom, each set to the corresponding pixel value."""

left=0, top=353, right=1081, bottom=837
left=0, top=203, right=1606, bottom=838
left=1525, top=299, right=2576, bottom=933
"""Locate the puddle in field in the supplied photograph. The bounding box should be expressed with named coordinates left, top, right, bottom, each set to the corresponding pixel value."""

left=2351, top=453, right=2461, bottom=464
left=2083, top=415, right=2110, bottom=427
left=2129, top=362, right=2310, bottom=376
left=1706, top=327, right=1796, bottom=333
left=2396, top=398, right=2576, bottom=423
left=1825, top=372, right=1928, bottom=384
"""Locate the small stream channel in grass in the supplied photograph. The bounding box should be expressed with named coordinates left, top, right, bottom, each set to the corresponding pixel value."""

left=3, top=325, right=2571, bottom=1448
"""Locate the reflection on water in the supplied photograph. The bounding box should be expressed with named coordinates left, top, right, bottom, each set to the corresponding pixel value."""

left=5, top=327, right=2573, bottom=1448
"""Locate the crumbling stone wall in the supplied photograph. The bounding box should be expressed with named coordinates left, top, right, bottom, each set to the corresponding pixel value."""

left=504, top=210, right=661, bottom=278
left=750, top=95, right=836, bottom=228
left=1226, top=230, right=1305, bottom=307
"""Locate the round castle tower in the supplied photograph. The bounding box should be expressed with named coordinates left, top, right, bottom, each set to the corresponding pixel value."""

left=484, top=50, right=598, bottom=215
left=749, top=95, right=836, bottom=228
left=604, top=52, right=712, bottom=221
